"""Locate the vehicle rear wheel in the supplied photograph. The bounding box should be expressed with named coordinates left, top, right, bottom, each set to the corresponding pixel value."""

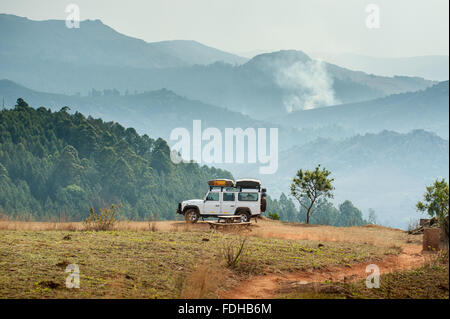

left=184, top=209, right=199, bottom=224
left=237, top=211, right=251, bottom=223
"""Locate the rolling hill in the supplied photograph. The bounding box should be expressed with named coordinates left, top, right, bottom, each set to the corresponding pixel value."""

left=273, top=81, right=449, bottom=139
left=0, top=79, right=354, bottom=150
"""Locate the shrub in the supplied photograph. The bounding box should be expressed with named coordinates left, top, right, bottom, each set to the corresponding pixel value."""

left=83, top=204, right=120, bottom=231
left=221, top=235, right=248, bottom=269
left=268, top=212, right=280, bottom=220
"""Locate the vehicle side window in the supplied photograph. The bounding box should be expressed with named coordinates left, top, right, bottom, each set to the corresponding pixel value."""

left=223, top=193, right=235, bottom=201
left=238, top=192, right=258, bottom=201
left=205, top=192, right=220, bottom=201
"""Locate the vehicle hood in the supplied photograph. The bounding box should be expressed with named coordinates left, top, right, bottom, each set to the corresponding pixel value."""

left=182, top=199, right=204, bottom=206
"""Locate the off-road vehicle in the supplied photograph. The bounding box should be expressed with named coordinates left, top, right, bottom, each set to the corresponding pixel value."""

left=177, top=179, right=267, bottom=223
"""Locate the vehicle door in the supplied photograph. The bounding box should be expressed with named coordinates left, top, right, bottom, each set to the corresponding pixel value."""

left=221, top=192, right=236, bottom=215
left=237, top=192, right=260, bottom=215
left=203, top=191, right=221, bottom=215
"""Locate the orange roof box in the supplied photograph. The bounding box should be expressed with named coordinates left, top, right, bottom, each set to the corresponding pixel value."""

left=207, top=179, right=235, bottom=187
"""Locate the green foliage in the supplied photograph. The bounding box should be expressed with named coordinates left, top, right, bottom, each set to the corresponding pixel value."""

left=265, top=193, right=299, bottom=222
left=337, top=200, right=366, bottom=227
left=417, top=179, right=449, bottom=220
left=0, top=99, right=233, bottom=221
left=417, top=179, right=449, bottom=241
left=290, top=164, right=334, bottom=224
left=267, top=194, right=366, bottom=227
left=297, top=199, right=366, bottom=227
left=305, top=198, right=340, bottom=226
left=268, top=212, right=280, bottom=220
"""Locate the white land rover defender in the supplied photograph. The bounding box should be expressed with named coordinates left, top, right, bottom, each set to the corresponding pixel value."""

left=177, top=179, right=267, bottom=223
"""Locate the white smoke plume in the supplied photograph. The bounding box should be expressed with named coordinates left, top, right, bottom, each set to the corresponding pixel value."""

left=275, top=60, right=338, bottom=112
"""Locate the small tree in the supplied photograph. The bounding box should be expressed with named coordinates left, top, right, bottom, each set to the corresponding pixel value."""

left=417, top=179, right=449, bottom=242
left=290, top=164, right=334, bottom=224
left=368, top=208, right=377, bottom=225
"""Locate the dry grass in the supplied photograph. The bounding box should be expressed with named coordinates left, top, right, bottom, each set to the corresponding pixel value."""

left=0, top=218, right=419, bottom=248
left=0, top=220, right=222, bottom=234
left=251, top=219, right=420, bottom=247
left=0, top=220, right=184, bottom=232
left=0, top=220, right=82, bottom=231
left=0, top=227, right=398, bottom=298
left=179, top=260, right=231, bottom=298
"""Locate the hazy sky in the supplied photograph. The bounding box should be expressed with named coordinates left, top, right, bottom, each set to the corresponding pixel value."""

left=1, top=0, right=448, bottom=57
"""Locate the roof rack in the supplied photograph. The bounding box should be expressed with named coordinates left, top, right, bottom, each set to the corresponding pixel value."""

left=235, top=179, right=261, bottom=189
left=207, top=179, right=235, bottom=187
left=207, top=179, right=264, bottom=192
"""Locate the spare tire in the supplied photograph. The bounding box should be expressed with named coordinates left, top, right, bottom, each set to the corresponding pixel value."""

left=260, top=197, right=267, bottom=212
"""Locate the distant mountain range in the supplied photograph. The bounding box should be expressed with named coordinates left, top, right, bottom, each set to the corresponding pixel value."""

left=0, top=14, right=435, bottom=119
left=310, top=52, right=449, bottom=81
left=1, top=77, right=448, bottom=147
left=0, top=79, right=355, bottom=151
left=0, top=14, right=246, bottom=69
left=274, top=81, right=449, bottom=139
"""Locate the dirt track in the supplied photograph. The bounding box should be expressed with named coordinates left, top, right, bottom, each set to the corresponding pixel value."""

left=220, top=244, right=426, bottom=299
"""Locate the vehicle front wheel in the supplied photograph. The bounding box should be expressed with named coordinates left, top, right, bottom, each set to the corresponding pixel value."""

left=184, top=209, right=199, bottom=224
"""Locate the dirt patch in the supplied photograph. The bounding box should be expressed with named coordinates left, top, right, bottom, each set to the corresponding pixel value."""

left=55, top=260, right=70, bottom=268
left=220, top=244, right=426, bottom=299
left=37, top=280, right=61, bottom=289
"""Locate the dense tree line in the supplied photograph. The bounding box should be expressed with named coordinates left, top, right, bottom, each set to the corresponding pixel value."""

left=0, top=98, right=368, bottom=226
left=0, top=99, right=232, bottom=221
left=266, top=194, right=367, bottom=227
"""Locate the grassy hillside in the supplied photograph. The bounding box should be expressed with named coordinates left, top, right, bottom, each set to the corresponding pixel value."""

left=0, top=221, right=405, bottom=299
left=0, top=99, right=232, bottom=220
